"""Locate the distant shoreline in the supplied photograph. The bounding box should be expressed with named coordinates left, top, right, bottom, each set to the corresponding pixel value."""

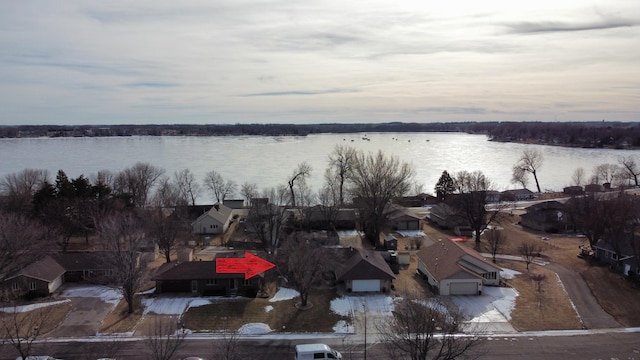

left=1, top=121, right=639, bottom=150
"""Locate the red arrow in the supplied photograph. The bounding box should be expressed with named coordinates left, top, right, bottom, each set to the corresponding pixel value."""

left=216, top=252, right=275, bottom=280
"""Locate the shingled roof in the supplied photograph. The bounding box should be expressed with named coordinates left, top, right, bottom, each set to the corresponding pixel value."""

left=335, top=249, right=396, bottom=281
left=416, top=237, right=499, bottom=282
left=9, top=255, right=66, bottom=282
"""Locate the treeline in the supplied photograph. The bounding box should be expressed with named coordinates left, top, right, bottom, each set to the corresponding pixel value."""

left=1, top=121, right=639, bottom=149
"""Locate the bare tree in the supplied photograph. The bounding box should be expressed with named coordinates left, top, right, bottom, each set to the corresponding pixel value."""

left=484, top=228, right=506, bottom=263
left=452, top=170, right=503, bottom=245
left=76, top=338, right=123, bottom=360
left=326, top=145, right=357, bottom=205
left=147, top=178, right=187, bottom=263
left=0, top=212, right=50, bottom=296
left=174, top=169, right=201, bottom=206
left=530, top=273, right=547, bottom=293
left=240, top=182, right=259, bottom=207
left=211, top=329, right=244, bottom=360
left=204, top=170, right=237, bottom=203
left=619, top=156, right=640, bottom=186
left=287, top=162, right=312, bottom=207
left=0, top=306, right=51, bottom=360
left=113, top=162, right=165, bottom=208
left=376, top=292, right=484, bottom=360
left=519, top=241, right=541, bottom=270
left=246, top=186, right=288, bottom=252
left=348, top=150, right=415, bottom=246
left=0, top=169, right=49, bottom=213
left=513, top=149, right=543, bottom=192
left=510, top=166, right=528, bottom=189
left=98, top=213, right=149, bottom=314
left=571, top=167, right=585, bottom=187
left=278, top=233, right=334, bottom=308
left=145, top=316, right=187, bottom=360
left=591, top=163, right=622, bottom=186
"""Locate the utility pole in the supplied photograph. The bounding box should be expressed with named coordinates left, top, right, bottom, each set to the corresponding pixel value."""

left=362, top=303, right=367, bottom=360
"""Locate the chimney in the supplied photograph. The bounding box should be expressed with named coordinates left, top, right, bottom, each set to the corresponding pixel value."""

left=214, top=204, right=220, bottom=211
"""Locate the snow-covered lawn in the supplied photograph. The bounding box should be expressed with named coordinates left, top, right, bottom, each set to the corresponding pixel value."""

left=268, top=287, right=299, bottom=302
left=0, top=299, right=71, bottom=313
left=238, top=323, right=272, bottom=335
left=59, top=284, right=123, bottom=305
left=141, top=297, right=213, bottom=315
left=336, top=230, right=363, bottom=237
left=500, top=268, right=522, bottom=280
left=331, top=294, right=397, bottom=317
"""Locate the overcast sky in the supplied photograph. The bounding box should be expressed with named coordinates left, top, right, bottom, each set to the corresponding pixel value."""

left=1, top=0, right=638, bottom=125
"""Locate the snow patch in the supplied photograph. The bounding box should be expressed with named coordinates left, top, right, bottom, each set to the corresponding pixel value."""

left=330, top=294, right=396, bottom=317
left=452, top=286, right=518, bottom=322
left=0, top=299, right=71, bottom=313
left=238, top=323, right=272, bottom=335
left=396, top=230, right=426, bottom=237
left=264, top=305, right=274, bottom=313
left=500, top=268, right=522, bottom=280
left=333, top=320, right=353, bottom=333
left=269, top=287, right=299, bottom=302
left=336, top=230, right=362, bottom=237
left=142, top=297, right=212, bottom=315
left=59, top=285, right=123, bottom=305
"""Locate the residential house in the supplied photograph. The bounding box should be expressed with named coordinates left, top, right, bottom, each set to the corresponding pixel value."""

left=520, top=200, right=572, bottom=233
left=52, top=252, right=117, bottom=283
left=563, top=186, right=584, bottom=196
left=388, top=207, right=423, bottom=231
left=335, top=248, right=396, bottom=293
left=427, top=203, right=468, bottom=229
left=394, top=193, right=438, bottom=207
left=501, top=189, right=535, bottom=202
left=584, top=184, right=605, bottom=193
left=416, top=238, right=500, bottom=296
left=191, top=204, right=234, bottom=235
left=3, top=252, right=122, bottom=298
left=153, top=253, right=260, bottom=297
left=593, top=240, right=640, bottom=277
left=5, top=256, right=66, bottom=298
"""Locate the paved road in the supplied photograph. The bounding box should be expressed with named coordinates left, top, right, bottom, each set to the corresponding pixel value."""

left=546, top=263, right=620, bottom=329
left=4, top=331, right=640, bottom=360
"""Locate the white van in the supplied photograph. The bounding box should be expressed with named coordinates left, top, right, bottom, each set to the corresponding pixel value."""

left=295, top=343, right=343, bottom=359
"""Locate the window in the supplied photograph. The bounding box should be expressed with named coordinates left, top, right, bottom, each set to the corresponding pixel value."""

left=206, top=279, right=217, bottom=286
left=28, top=282, right=37, bottom=291
left=483, top=272, right=497, bottom=280
left=313, top=353, right=325, bottom=359
left=11, top=282, right=19, bottom=291
left=611, top=253, right=618, bottom=260
left=242, top=278, right=252, bottom=286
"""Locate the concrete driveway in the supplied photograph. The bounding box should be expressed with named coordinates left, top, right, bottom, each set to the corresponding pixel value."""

left=46, top=284, right=122, bottom=338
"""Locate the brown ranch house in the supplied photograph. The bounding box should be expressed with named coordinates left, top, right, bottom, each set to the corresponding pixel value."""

left=153, top=253, right=261, bottom=297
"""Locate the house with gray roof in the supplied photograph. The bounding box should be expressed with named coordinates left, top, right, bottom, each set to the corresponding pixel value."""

left=335, top=248, right=396, bottom=293
left=416, top=237, right=500, bottom=296
left=191, top=203, right=234, bottom=235
left=5, top=256, right=66, bottom=298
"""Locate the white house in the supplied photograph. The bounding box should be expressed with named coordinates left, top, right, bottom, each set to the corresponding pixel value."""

left=416, top=237, right=500, bottom=295
left=191, top=204, right=234, bottom=235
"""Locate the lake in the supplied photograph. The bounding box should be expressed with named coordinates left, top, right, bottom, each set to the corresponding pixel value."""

left=1, top=132, right=634, bottom=203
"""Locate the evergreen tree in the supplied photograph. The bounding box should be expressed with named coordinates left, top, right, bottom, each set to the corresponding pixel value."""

left=434, top=170, right=455, bottom=200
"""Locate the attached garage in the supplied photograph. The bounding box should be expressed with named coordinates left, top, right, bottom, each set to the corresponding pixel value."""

left=449, top=281, right=479, bottom=295
left=352, top=279, right=381, bottom=292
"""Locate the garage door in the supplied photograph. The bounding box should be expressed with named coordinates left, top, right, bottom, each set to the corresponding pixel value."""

left=352, top=280, right=381, bottom=292
left=449, top=282, right=478, bottom=295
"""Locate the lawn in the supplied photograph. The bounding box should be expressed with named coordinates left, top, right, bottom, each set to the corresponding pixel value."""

left=182, top=287, right=349, bottom=333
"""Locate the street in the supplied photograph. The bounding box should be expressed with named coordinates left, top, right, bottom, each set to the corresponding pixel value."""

left=3, top=331, right=639, bottom=360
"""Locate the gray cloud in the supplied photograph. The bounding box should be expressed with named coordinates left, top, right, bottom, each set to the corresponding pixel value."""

left=240, top=89, right=358, bottom=97
left=506, top=19, right=636, bottom=34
